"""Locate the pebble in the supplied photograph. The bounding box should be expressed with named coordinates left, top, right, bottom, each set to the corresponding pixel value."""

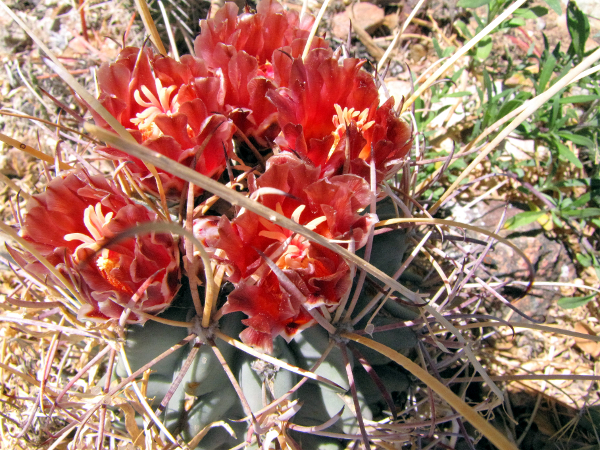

left=331, top=3, right=385, bottom=41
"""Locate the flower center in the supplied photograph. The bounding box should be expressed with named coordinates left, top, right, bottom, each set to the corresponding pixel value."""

left=330, top=104, right=375, bottom=159
left=64, top=203, right=113, bottom=254
left=64, top=203, right=132, bottom=293
left=130, top=78, right=178, bottom=140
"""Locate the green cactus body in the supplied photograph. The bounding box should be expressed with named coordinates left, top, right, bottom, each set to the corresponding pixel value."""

left=289, top=326, right=372, bottom=437
left=239, top=336, right=297, bottom=413
left=353, top=317, right=418, bottom=365
left=182, top=387, right=240, bottom=448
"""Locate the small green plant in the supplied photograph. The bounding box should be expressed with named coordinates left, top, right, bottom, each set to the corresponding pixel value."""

left=420, top=0, right=599, bottom=307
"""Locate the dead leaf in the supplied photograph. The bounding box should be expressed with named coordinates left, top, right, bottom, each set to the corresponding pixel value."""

left=115, top=398, right=145, bottom=449
left=573, top=322, right=600, bottom=358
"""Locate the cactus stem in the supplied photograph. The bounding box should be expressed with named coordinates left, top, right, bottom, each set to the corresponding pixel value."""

left=287, top=407, right=344, bottom=433
left=215, top=330, right=343, bottom=390
left=110, top=334, right=196, bottom=398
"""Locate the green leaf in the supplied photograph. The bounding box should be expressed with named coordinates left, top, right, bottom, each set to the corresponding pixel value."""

left=556, top=140, right=584, bottom=168
left=443, top=45, right=457, bottom=57
left=454, top=20, right=472, bottom=39
left=497, top=99, right=524, bottom=119
left=551, top=210, right=565, bottom=227
left=458, top=0, right=492, bottom=8
left=561, top=207, right=600, bottom=218
left=558, top=132, right=596, bottom=148
left=451, top=67, right=465, bottom=83
left=567, top=0, right=590, bottom=58
left=550, top=92, right=561, bottom=128
left=559, top=94, right=600, bottom=104
left=449, top=158, right=468, bottom=170
left=483, top=68, right=493, bottom=104
left=558, top=293, right=597, bottom=309
left=475, top=36, right=493, bottom=60
left=433, top=38, right=443, bottom=58
left=537, top=53, right=556, bottom=94
left=543, top=0, right=561, bottom=14
left=491, top=88, right=517, bottom=103
left=530, top=6, right=549, bottom=16
left=444, top=91, right=473, bottom=98
left=506, top=17, right=526, bottom=27
left=569, top=191, right=591, bottom=208
left=473, top=11, right=485, bottom=28
left=504, top=211, right=546, bottom=229
left=576, top=252, right=592, bottom=267
left=513, top=8, right=539, bottom=18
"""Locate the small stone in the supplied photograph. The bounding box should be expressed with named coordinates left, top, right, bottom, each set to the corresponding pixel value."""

left=383, top=13, right=399, bottom=30
left=331, top=3, right=385, bottom=41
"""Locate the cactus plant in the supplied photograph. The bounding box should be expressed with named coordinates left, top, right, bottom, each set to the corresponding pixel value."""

left=0, top=0, right=545, bottom=449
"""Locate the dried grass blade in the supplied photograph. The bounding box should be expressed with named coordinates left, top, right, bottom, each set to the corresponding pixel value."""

left=188, top=421, right=236, bottom=449
left=341, top=332, right=518, bottom=450
left=0, top=315, right=99, bottom=338
left=0, top=131, right=73, bottom=171
left=0, top=2, right=135, bottom=143
left=157, top=0, right=179, bottom=60
left=0, top=222, right=85, bottom=308
left=302, top=0, right=332, bottom=61
left=118, top=346, right=181, bottom=447
left=0, top=362, right=45, bottom=388
left=377, top=0, right=427, bottom=71
left=134, top=0, right=168, bottom=56
left=0, top=171, right=31, bottom=201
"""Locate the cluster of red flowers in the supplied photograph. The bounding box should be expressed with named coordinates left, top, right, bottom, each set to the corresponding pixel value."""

left=20, top=0, right=412, bottom=346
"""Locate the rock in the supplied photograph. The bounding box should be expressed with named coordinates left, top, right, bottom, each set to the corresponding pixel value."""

left=331, top=3, right=385, bottom=41
left=449, top=200, right=577, bottom=322
left=380, top=79, right=412, bottom=106
left=383, top=13, right=399, bottom=31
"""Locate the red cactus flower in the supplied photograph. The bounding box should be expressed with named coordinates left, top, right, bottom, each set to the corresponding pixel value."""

left=203, top=153, right=374, bottom=280
left=267, top=48, right=412, bottom=182
left=192, top=0, right=318, bottom=145
left=21, top=170, right=180, bottom=323
left=220, top=231, right=351, bottom=353
left=94, top=46, right=235, bottom=199
left=195, top=0, right=314, bottom=73
left=222, top=271, right=314, bottom=353
left=323, top=97, right=413, bottom=182
left=195, top=153, right=374, bottom=351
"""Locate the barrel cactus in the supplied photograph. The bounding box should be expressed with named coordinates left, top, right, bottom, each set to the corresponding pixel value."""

left=116, top=225, right=418, bottom=449
left=3, top=0, right=524, bottom=448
